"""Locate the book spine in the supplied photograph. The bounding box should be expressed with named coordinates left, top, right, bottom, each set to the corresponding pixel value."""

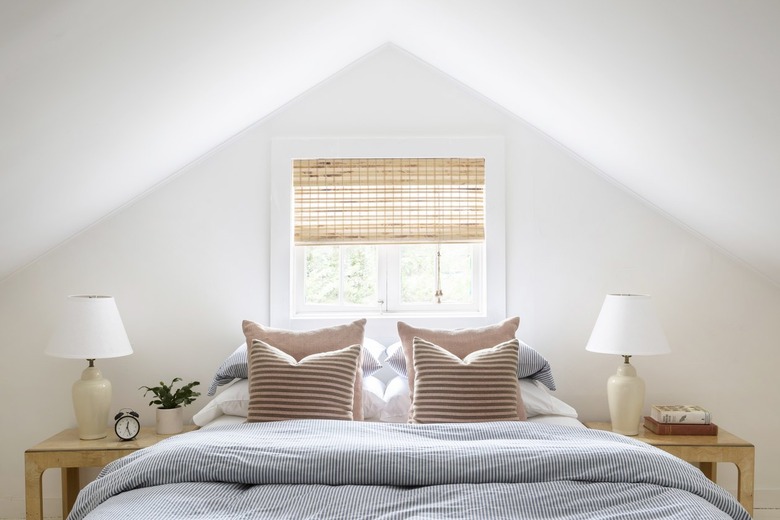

left=650, top=408, right=711, bottom=424
left=644, top=417, right=718, bottom=435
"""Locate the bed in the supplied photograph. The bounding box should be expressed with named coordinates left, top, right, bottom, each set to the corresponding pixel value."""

left=67, top=318, right=751, bottom=520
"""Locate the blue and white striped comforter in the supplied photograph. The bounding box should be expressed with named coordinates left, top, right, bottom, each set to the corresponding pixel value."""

left=69, top=420, right=750, bottom=519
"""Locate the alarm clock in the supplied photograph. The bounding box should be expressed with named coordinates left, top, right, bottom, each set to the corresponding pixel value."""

left=114, top=408, right=140, bottom=441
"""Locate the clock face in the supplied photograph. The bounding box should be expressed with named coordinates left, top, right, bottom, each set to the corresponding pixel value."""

left=115, top=416, right=140, bottom=440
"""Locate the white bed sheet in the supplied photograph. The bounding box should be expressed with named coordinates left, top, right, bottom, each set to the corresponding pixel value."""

left=526, top=415, right=585, bottom=428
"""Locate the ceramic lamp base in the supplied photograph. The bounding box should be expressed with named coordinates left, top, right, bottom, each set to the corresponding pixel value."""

left=607, top=361, right=645, bottom=436
left=72, top=363, right=111, bottom=440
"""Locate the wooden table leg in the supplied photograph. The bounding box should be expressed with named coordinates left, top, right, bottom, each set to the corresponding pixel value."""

left=699, top=462, right=716, bottom=481
left=24, top=455, right=43, bottom=520
left=62, top=468, right=80, bottom=519
left=735, top=452, right=755, bottom=516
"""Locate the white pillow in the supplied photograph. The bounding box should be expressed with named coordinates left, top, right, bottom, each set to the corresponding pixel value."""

left=363, top=337, right=387, bottom=364
left=192, top=402, right=222, bottom=427
left=519, top=379, right=578, bottom=418
left=193, top=379, right=250, bottom=426
left=362, top=375, right=387, bottom=421
left=380, top=375, right=412, bottom=423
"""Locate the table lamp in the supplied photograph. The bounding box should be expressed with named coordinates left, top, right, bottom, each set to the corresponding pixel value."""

left=45, top=295, right=133, bottom=440
left=585, top=294, right=670, bottom=435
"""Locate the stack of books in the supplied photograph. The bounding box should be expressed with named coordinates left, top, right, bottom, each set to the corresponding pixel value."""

left=644, top=405, right=718, bottom=435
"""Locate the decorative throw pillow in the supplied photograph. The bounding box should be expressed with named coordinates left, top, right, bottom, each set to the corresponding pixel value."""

left=387, top=322, right=557, bottom=391
left=247, top=340, right=360, bottom=422
left=194, top=376, right=399, bottom=426
left=193, top=369, right=576, bottom=426
left=384, top=341, right=407, bottom=379
left=207, top=337, right=383, bottom=396
left=410, top=338, right=521, bottom=423
left=242, top=319, right=366, bottom=419
left=361, top=338, right=386, bottom=370
left=207, top=343, right=249, bottom=395
left=517, top=340, right=557, bottom=391
left=398, top=317, right=520, bottom=400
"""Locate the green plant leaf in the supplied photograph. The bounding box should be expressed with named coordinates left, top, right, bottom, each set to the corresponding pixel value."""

left=139, top=378, right=200, bottom=409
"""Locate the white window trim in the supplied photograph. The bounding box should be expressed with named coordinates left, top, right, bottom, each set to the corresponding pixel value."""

left=270, top=137, right=506, bottom=335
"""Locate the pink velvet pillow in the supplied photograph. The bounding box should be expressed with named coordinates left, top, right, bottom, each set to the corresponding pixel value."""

left=398, top=317, right=526, bottom=420
left=242, top=319, right=366, bottom=420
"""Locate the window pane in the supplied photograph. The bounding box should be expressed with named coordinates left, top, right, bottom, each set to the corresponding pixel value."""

left=400, top=245, right=437, bottom=304
left=298, top=243, right=479, bottom=313
left=439, top=244, right=473, bottom=303
left=303, top=245, right=378, bottom=307
left=400, top=244, right=473, bottom=305
left=343, top=246, right=377, bottom=305
left=304, top=246, right=340, bottom=304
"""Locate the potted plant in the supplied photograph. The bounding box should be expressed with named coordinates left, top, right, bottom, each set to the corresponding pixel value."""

left=140, top=378, right=200, bottom=434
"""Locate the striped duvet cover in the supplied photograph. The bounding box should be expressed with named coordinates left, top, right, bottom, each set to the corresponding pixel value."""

left=69, top=420, right=750, bottom=520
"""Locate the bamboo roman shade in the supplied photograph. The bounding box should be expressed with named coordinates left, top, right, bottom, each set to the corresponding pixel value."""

left=293, top=158, right=485, bottom=245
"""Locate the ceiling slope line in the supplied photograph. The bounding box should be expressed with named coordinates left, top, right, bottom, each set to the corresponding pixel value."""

left=388, top=44, right=780, bottom=290
left=0, top=42, right=397, bottom=288
left=2, top=41, right=777, bottom=291
left=524, top=125, right=780, bottom=291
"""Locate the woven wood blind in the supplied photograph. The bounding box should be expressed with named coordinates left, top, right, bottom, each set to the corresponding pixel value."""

left=293, top=158, right=485, bottom=245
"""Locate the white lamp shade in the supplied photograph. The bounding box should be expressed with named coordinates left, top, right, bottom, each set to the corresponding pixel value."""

left=585, top=294, right=670, bottom=356
left=45, top=295, right=133, bottom=359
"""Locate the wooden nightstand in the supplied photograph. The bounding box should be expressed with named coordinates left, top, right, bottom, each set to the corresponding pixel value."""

left=24, top=426, right=197, bottom=520
left=584, top=421, right=755, bottom=516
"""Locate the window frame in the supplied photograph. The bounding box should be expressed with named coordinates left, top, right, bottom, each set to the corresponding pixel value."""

left=270, top=137, right=506, bottom=333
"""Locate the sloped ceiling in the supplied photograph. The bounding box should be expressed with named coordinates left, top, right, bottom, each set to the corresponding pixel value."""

left=2, top=1, right=779, bottom=285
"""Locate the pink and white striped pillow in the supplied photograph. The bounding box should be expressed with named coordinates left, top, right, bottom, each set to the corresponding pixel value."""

left=410, top=337, right=521, bottom=424
left=242, top=319, right=366, bottom=419
left=247, top=340, right=361, bottom=422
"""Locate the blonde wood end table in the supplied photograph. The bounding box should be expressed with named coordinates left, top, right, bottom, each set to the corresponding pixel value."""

left=584, top=421, right=755, bottom=516
left=24, top=426, right=197, bottom=520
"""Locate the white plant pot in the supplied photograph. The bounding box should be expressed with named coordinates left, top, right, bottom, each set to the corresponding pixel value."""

left=156, top=407, right=183, bottom=435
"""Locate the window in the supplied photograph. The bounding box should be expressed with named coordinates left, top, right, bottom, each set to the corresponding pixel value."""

left=270, top=137, right=506, bottom=330
left=292, top=158, right=484, bottom=315
left=294, top=243, right=483, bottom=314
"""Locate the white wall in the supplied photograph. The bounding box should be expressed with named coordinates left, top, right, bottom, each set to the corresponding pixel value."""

left=1, top=45, right=778, bottom=518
